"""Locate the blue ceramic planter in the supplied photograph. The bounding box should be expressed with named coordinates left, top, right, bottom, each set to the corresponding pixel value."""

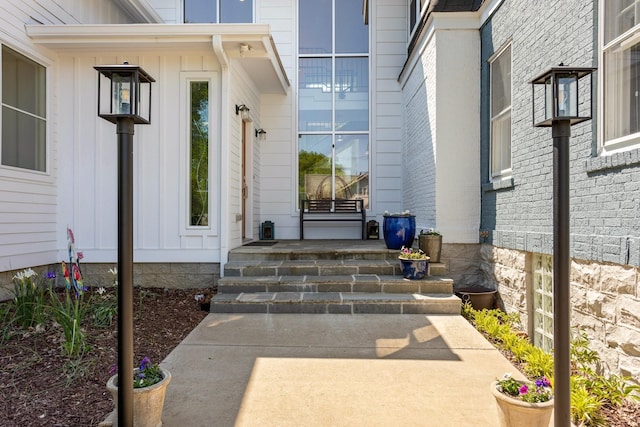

left=399, top=258, right=429, bottom=280
left=383, top=215, right=416, bottom=249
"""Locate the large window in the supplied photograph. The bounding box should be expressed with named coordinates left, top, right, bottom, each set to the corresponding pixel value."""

left=298, top=0, right=369, bottom=208
left=489, top=44, right=512, bottom=180
left=189, top=81, right=209, bottom=226
left=1, top=46, right=46, bottom=172
left=603, top=1, right=640, bottom=151
left=184, top=0, right=253, bottom=23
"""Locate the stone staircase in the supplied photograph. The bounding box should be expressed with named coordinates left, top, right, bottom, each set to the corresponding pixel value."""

left=210, top=240, right=461, bottom=314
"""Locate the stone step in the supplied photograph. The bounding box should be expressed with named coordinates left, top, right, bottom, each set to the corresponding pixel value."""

left=217, top=275, right=453, bottom=294
left=210, top=292, right=461, bottom=315
left=228, top=245, right=398, bottom=262
left=223, top=259, right=447, bottom=278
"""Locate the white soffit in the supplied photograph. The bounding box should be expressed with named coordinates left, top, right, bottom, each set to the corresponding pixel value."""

left=26, top=24, right=290, bottom=94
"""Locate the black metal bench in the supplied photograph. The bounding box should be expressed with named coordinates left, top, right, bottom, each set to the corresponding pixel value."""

left=299, top=199, right=366, bottom=240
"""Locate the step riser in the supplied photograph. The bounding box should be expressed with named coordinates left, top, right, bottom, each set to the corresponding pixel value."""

left=217, top=281, right=453, bottom=295
left=224, top=263, right=446, bottom=277
left=211, top=303, right=460, bottom=315
left=228, top=250, right=399, bottom=262
left=211, top=297, right=461, bottom=315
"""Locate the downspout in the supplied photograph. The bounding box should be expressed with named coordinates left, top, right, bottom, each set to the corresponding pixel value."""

left=212, top=35, right=230, bottom=276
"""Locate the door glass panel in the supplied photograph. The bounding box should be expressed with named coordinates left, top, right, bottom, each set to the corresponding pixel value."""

left=335, top=134, right=368, bottom=208
left=299, top=134, right=333, bottom=202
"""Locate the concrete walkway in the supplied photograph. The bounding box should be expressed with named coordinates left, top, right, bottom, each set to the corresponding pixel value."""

left=160, top=314, right=528, bottom=426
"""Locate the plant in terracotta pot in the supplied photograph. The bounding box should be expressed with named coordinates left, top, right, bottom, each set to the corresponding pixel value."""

left=418, top=228, right=442, bottom=263
left=105, top=357, right=172, bottom=427
left=491, top=373, right=553, bottom=427
left=397, top=246, right=429, bottom=280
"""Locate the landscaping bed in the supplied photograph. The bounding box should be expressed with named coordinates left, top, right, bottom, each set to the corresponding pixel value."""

left=0, top=287, right=208, bottom=426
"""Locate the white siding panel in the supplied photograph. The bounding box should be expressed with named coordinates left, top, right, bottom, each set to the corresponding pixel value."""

left=53, top=51, right=225, bottom=263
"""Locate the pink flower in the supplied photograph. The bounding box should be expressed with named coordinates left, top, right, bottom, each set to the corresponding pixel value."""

left=77, top=251, right=84, bottom=260
left=519, top=384, right=529, bottom=395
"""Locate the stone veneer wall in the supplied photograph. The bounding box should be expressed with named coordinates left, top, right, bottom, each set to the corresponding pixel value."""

left=0, top=263, right=219, bottom=302
left=442, top=243, right=484, bottom=289
left=480, top=244, right=640, bottom=383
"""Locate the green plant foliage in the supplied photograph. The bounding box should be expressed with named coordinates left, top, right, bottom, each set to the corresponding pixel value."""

left=50, top=287, right=88, bottom=357
left=11, top=269, right=50, bottom=328
left=464, top=304, right=639, bottom=426
left=523, top=346, right=554, bottom=378
left=571, top=384, right=605, bottom=426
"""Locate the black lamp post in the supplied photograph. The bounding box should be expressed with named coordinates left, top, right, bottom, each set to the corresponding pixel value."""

left=530, top=66, right=594, bottom=427
left=95, top=63, right=155, bottom=427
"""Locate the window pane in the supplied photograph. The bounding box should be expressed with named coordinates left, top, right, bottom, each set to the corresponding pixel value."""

left=298, top=58, right=332, bottom=131
left=190, top=82, right=209, bottom=226
left=2, top=46, right=46, bottom=172
left=491, top=46, right=511, bottom=114
left=605, top=0, right=640, bottom=44
left=335, top=135, right=369, bottom=209
left=2, top=46, right=46, bottom=117
left=335, top=58, right=369, bottom=131
left=299, top=0, right=332, bottom=54
left=409, top=0, right=417, bottom=34
left=221, top=0, right=252, bottom=23
left=491, top=111, right=511, bottom=177
left=335, top=0, right=368, bottom=53
left=2, top=107, right=46, bottom=171
left=184, top=0, right=216, bottom=23
left=604, top=39, right=640, bottom=142
left=299, top=134, right=333, bottom=202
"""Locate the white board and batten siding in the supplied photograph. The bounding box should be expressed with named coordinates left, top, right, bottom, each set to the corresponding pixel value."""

left=0, top=0, right=131, bottom=272
left=54, top=51, right=228, bottom=264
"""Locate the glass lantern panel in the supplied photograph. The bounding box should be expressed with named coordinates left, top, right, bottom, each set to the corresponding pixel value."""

left=557, top=74, right=578, bottom=117
left=544, top=77, right=553, bottom=121
left=112, top=73, right=133, bottom=115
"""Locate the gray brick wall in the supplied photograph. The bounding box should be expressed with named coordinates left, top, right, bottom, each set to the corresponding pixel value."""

left=479, top=0, right=640, bottom=267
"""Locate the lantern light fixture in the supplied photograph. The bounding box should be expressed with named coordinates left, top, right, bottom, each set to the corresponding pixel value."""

left=255, top=128, right=267, bottom=140
left=530, top=66, right=595, bottom=127
left=94, top=62, right=155, bottom=124
left=235, top=104, right=250, bottom=120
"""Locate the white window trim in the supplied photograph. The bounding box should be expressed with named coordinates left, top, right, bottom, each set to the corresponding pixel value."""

left=488, top=42, right=512, bottom=182
left=599, top=1, right=640, bottom=155
left=0, top=44, right=52, bottom=182
left=179, top=71, right=218, bottom=235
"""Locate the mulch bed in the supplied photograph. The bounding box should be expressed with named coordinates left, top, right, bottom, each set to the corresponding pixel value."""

left=0, top=288, right=208, bottom=427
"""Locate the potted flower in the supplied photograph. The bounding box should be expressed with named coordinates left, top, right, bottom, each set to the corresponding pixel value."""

left=383, top=210, right=416, bottom=249
left=105, top=357, right=172, bottom=427
left=418, top=228, right=442, bottom=263
left=491, top=373, right=553, bottom=427
left=397, top=246, right=429, bottom=280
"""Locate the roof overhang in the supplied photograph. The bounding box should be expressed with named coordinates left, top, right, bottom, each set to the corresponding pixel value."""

left=26, top=24, right=290, bottom=94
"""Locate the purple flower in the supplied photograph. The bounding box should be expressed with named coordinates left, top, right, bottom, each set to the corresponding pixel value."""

left=519, top=384, right=529, bottom=395
left=535, top=378, right=550, bottom=388
left=109, top=365, right=118, bottom=376
left=139, top=357, right=151, bottom=370
left=46, top=271, right=56, bottom=279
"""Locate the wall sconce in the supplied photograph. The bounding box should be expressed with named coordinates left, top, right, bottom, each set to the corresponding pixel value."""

left=255, top=128, right=267, bottom=140
left=235, top=104, right=250, bottom=120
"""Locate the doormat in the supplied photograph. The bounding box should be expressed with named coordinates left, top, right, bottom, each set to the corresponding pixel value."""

left=243, top=241, right=278, bottom=247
